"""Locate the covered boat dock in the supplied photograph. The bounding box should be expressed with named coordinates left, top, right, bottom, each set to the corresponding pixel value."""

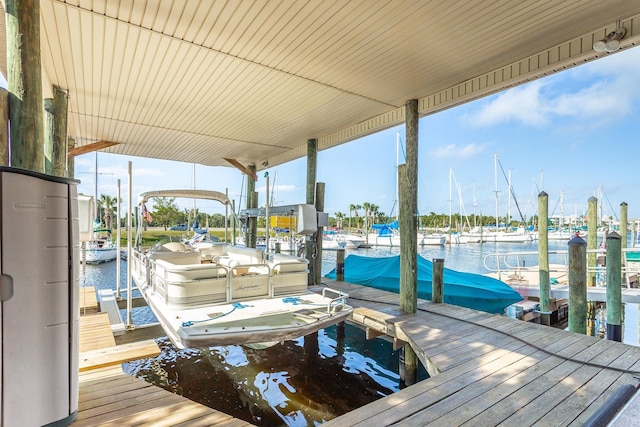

left=2, top=1, right=640, bottom=426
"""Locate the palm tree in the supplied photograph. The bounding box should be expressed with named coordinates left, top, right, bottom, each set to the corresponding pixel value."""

left=362, top=202, right=372, bottom=232
left=335, top=211, right=345, bottom=228
left=98, top=194, right=117, bottom=230
left=348, top=203, right=357, bottom=228
left=353, top=204, right=362, bottom=229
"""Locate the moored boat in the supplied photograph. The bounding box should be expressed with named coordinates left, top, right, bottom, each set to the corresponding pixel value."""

left=131, top=189, right=353, bottom=349
left=325, top=254, right=523, bottom=314
left=83, top=228, right=118, bottom=263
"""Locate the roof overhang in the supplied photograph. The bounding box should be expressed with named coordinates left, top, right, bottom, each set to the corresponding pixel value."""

left=8, top=1, right=640, bottom=172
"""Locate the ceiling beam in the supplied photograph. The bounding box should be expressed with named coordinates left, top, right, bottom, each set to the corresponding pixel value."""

left=67, top=140, right=119, bottom=158
left=224, top=158, right=257, bottom=181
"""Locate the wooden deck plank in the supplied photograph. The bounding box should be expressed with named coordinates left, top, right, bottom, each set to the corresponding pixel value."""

left=79, top=313, right=117, bottom=351
left=319, top=282, right=640, bottom=426
left=80, top=286, right=98, bottom=315
left=75, top=366, right=247, bottom=427
left=79, top=339, right=160, bottom=371
left=405, top=348, right=552, bottom=426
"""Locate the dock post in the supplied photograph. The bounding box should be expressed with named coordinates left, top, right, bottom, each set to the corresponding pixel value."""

left=44, top=86, right=68, bottom=176
left=568, top=235, right=587, bottom=334
left=7, top=0, right=45, bottom=172
left=314, top=182, right=325, bottom=286
left=275, top=242, right=281, bottom=254
left=399, top=99, right=419, bottom=387
left=538, top=192, right=551, bottom=326
left=432, top=258, right=444, bottom=303
left=336, top=248, right=345, bottom=281
left=587, top=196, right=598, bottom=335
left=306, top=139, right=317, bottom=285
left=620, top=202, right=628, bottom=283
left=606, top=231, right=622, bottom=342
left=245, top=164, right=257, bottom=248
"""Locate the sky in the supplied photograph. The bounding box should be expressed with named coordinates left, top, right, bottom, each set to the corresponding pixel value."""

left=76, top=46, right=640, bottom=222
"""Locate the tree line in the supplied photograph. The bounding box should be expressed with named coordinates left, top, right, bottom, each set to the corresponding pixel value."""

left=97, top=194, right=538, bottom=232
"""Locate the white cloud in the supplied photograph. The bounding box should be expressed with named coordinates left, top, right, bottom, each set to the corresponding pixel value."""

left=466, top=47, right=640, bottom=128
left=467, top=81, right=549, bottom=127
left=431, top=142, right=488, bottom=159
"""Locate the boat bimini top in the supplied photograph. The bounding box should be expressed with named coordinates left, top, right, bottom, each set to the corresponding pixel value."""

left=137, top=189, right=231, bottom=206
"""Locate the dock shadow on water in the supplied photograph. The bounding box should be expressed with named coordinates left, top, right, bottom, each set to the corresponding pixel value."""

left=123, top=323, right=428, bottom=426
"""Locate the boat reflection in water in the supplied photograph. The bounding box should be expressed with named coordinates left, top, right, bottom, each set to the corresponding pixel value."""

left=123, top=323, right=428, bottom=426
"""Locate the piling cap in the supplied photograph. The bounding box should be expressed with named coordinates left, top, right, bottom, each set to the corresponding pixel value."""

left=607, top=231, right=621, bottom=240
left=568, top=234, right=587, bottom=246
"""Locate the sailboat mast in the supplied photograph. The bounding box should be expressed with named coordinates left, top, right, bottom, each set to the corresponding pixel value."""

left=395, top=131, right=400, bottom=218
left=94, top=152, right=98, bottom=221
left=449, top=168, right=453, bottom=230
left=494, top=154, right=499, bottom=231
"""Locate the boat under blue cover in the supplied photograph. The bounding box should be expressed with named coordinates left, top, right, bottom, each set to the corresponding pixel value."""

left=325, top=254, right=523, bottom=314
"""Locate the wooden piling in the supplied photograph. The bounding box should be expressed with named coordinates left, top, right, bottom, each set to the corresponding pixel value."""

left=620, top=202, right=628, bottom=281
left=306, top=139, right=317, bottom=285
left=587, top=196, right=598, bottom=336
left=0, top=88, right=7, bottom=166
left=432, top=258, right=444, bottom=303
left=67, top=137, right=75, bottom=178
left=336, top=248, right=345, bottom=282
left=588, top=196, right=598, bottom=286
left=6, top=0, right=45, bottom=172
left=606, top=231, right=622, bottom=342
left=314, top=182, right=325, bottom=286
left=399, top=99, right=419, bottom=387
left=538, top=191, right=550, bottom=325
left=275, top=242, right=281, bottom=254
left=245, top=164, right=257, bottom=248
left=52, top=86, right=68, bottom=176
left=568, top=235, right=587, bottom=334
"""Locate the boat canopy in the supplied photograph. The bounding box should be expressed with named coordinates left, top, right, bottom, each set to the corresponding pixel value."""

left=137, top=189, right=230, bottom=206
left=325, top=254, right=523, bottom=314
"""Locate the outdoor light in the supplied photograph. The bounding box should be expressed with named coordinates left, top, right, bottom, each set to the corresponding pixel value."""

left=593, top=22, right=626, bottom=53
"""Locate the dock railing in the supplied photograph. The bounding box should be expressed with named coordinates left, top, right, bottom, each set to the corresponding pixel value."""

left=484, top=247, right=640, bottom=287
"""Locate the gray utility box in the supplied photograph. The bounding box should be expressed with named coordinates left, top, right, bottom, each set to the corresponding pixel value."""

left=0, top=167, right=79, bottom=426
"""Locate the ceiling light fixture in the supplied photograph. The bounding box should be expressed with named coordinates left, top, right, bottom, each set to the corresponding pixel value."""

left=593, top=21, right=626, bottom=53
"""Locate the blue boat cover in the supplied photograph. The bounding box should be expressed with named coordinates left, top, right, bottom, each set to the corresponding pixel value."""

left=325, top=254, right=523, bottom=314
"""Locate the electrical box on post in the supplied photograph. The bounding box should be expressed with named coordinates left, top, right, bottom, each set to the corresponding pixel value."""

left=296, top=204, right=317, bottom=235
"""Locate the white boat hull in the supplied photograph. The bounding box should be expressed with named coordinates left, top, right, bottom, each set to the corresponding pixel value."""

left=132, top=243, right=353, bottom=348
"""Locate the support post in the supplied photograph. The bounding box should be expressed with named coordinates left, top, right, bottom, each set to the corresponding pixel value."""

left=67, top=137, right=75, bottom=178
left=7, top=0, right=45, bottom=172
left=305, top=138, right=317, bottom=285
left=44, top=87, right=68, bottom=176
left=232, top=200, right=237, bottom=245
left=432, top=258, right=444, bottom=303
left=314, top=182, right=325, bottom=286
left=620, top=202, right=628, bottom=283
left=587, top=196, right=598, bottom=335
left=538, top=191, right=550, bottom=326
left=568, top=235, right=587, bottom=334
left=606, top=231, right=622, bottom=342
left=399, top=99, right=419, bottom=315
left=245, top=164, right=257, bottom=248
left=400, top=99, right=419, bottom=386
left=336, top=248, right=345, bottom=281
left=0, top=88, right=7, bottom=165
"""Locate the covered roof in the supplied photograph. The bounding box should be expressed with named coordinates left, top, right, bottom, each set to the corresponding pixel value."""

left=19, top=1, right=640, bottom=171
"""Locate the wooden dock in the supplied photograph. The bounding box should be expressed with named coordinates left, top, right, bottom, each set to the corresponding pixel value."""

left=76, top=283, right=640, bottom=426
left=319, top=281, right=640, bottom=426
left=77, top=287, right=252, bottom=426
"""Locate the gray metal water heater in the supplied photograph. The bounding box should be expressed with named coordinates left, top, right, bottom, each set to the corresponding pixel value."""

left=0, top=167, right=79, bottom=426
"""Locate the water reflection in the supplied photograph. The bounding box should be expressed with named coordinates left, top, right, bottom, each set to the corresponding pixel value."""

left=123, top=323, right=427, bottom=426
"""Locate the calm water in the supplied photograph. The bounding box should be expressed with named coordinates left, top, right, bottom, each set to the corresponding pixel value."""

left=79, top=239, right=577, bottom=426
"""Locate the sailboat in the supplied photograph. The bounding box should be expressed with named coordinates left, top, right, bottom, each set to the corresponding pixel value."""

left=83, top=152, right=118, bottom=263
left=483, top=155, right=533, bottom=243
